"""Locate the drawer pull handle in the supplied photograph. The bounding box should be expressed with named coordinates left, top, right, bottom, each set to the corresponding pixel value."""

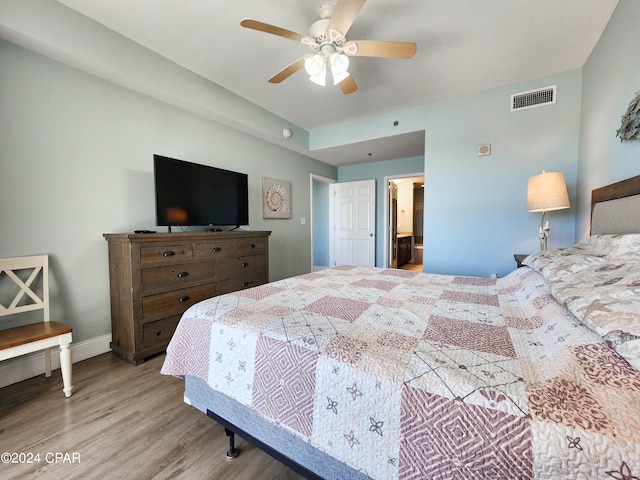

left=248, top=243, right=256, bottom=249
left=242, top=281, right=251, bottom=288
left=178, top=295, right=190, bottom=303
left=177, top=271, right=189, bottom=278
left=156, top=331, right=162, bottom=336
left=241, top=262, right=249, bottom=267
left=163, top=250, right=176, bottom=257
left=212, top=247, right=222, bottom=253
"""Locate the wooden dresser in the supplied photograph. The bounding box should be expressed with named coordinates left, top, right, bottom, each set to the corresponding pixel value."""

left=103, top=231, right=270, bottom=364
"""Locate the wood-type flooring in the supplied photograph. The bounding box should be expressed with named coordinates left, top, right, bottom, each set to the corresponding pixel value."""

left=0, top=353, right=304, bottom=480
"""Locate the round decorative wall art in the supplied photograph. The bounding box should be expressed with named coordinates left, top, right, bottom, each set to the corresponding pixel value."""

left=266, top=183, right=288, bottom=212
left=263, top=177, right=291, bottom=219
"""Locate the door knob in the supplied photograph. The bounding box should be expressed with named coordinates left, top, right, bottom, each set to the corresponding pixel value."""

left=369, top=233, right=374, bottom=237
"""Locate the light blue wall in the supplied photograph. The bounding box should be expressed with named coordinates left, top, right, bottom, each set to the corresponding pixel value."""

left=421, top=73, right=581, bottom=277
left=313, top=180, right=331, bottom=268
left=328, top=70, right=582, bottom=277
left=0, top=41, right=336, bottom=343
left=576, top=0, right=640, bottom=238
left=338, top=156, right=424, bottom=266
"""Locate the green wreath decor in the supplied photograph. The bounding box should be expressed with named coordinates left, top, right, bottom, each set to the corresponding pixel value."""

left=616, top=90, right=640, bottom=141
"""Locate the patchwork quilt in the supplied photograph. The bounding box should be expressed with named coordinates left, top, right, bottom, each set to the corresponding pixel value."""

left=162, top=263, right=640, bottom=480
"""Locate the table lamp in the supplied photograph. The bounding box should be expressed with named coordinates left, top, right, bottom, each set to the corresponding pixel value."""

left=527, top=170, right=570, bottom=250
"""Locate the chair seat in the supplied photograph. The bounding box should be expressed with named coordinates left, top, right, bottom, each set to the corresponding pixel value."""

left=0, top=321, right=72, bottom=351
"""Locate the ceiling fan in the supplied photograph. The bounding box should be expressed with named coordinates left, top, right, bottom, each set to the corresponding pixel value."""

left=240, top=0, right=417, bottom=94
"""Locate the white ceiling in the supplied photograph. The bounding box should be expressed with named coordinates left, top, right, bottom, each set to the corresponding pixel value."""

left=54, top=0, right=618, bottom=166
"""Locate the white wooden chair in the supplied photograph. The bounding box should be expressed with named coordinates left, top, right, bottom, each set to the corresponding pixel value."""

left=0, top=255, right=73, bottom=397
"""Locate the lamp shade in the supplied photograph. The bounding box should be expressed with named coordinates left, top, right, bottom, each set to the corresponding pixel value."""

left=304, top=54, right=325, bottom=77
left=527, top=171, right=570, bottom=212
left=329, top=53, right=349, bottom=74
left=304, top=54, right=326, bottom=86
left=329, top=53, right=350, bottom=85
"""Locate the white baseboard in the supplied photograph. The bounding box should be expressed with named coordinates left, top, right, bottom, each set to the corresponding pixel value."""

left=0, top=334, right=112, bottom=388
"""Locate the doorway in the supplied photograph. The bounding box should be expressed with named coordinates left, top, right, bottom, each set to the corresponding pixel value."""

left=310, top=174, right=335, bottom=272
left=310, top=176, right=376, bottom=270
left=384, top=174, right=424, bottom=271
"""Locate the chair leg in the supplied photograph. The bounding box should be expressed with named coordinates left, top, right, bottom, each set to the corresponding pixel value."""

left=59, top=343, right=73, bottom=397
left=45, top=347, right=52, bottom=377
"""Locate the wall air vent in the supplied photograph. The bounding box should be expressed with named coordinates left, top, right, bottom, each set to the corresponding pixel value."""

left=510, top=85, right=556, bottom=112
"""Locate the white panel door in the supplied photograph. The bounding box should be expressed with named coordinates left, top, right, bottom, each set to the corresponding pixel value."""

left=330, top=179, right=376, bottom=267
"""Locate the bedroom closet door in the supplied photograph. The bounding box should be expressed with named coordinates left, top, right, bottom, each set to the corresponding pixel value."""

left=329, top=180, right=376, bottom=267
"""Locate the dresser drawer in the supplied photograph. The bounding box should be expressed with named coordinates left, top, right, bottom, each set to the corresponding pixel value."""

left=218, top=254, right=267, bottom=279
left=140, top=261, right=215, bottom=294
left=142, top=314, right=181, bottom=349
left=140, top=244, right=193, bottom=265
left=142, top=283, right=216, bottom=321
left=218, top=271, right=267, bottom=295
left=236, top=237, right=267, bottom=255
left=195, top=241, right=237, bottom=259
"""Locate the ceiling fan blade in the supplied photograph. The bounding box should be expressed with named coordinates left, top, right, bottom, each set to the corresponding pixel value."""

left=241, top=18, right=309, bottom=42
left=338, top=75, right=358, bottom=95
left=268, top=56, right=310, bottom=83
left=327, top=0, right=366, bottom=37
left=345, top=40, right=417, bottom=59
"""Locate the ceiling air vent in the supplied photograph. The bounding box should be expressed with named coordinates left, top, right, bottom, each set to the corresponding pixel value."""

left=510, top=85, right=556, bottom=112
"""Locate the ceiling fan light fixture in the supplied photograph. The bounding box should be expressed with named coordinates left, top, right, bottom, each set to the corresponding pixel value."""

left=332, top=69, right=350, bottom=85
left=305, top=53, right=327, bottom=86
left=329, top=52, right=349, bottom=74
left=304, top=54, right=325, bottom=77
left=309, top=71, right=327, bottom=86
left=329, top=52, right=350, bottom=85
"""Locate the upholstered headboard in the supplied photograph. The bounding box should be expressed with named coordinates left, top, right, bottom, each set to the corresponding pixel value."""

left=591, top=175, right=640, bottom=235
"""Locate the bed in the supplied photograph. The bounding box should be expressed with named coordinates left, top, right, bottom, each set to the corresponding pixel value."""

left=161, top=175, right=640, bottom=479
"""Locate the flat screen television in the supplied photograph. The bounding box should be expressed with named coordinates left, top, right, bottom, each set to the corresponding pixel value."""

left=154, top=155, right=249, bottom=229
